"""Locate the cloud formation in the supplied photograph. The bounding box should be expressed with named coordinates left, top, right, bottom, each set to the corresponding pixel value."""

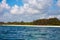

left=9, top=0, right=54, bottom=15
left=57, top=0, right=60, bottom=6
left=0, top=0, right=60, bottom=22
left=0, top=0, right=10, bottom=16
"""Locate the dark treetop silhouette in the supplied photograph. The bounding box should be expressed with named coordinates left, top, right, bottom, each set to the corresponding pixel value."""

left=0, top=18, right=60, bottom=25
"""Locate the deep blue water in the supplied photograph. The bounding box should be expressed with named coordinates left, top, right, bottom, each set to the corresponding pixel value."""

left=0, top=26, right=60, bottom=40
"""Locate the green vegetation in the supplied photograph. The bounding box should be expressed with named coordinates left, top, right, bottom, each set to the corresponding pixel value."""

left=0, top=18, right=60, bottom=25
left=33, top=18, right=60, bottom=25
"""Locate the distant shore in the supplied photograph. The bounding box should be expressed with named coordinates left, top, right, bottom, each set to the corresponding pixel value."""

left=0, top=18, right=60, bottom=26
left=2, top=25, right=60, bottom=27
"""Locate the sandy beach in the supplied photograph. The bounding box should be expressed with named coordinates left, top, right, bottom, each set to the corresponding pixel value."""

left=2, top=25, right=60, bottom=27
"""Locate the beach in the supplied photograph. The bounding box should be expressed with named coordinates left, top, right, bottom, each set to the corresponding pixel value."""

left=2, top=25, right=60, bottom=27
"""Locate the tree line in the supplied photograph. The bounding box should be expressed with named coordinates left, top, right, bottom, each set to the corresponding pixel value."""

left=0, top=18, right=60, bottom=25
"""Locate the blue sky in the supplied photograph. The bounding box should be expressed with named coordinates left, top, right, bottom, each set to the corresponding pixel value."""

left=0, top=0, right=60, bottom=22
left=6, top=0, right=23, bottom=6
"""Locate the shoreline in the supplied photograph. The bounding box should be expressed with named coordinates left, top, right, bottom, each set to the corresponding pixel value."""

left=2, top=25, right=60, bottom=27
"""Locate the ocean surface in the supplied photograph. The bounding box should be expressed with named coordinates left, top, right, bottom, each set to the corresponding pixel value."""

left=0, top=26, right=60, bottom=40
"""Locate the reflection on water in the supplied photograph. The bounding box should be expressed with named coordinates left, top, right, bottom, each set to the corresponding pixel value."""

left=0, top=26, right=60, bottom=40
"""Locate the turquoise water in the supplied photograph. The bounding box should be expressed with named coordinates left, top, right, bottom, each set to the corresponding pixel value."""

left=0, top=26, right=60, bottom=40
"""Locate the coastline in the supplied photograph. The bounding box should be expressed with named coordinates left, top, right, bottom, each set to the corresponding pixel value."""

left=2, top=25, right=60, bottom=27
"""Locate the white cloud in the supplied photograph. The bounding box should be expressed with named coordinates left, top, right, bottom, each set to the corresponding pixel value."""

left=23, top=0, right=53, bottom=9
left=10, top=3, right=39, bottom=14
left=10, top=5, right=19, bottom=14
left=0, top=0, right=10, bottom=14
left=10, top=0, right=53, bottom=15
left=0, top=0, right=10, bottom=9
left=48, top=15, right=56, bottom=18
left=23, top=3, right=39, bottom=14
left=56, top=15, right=60, bottom=19
left=57, top=0, right=60, bottom=7
left=10, top=5, right=25, bottom=14
left=1, top=0, right=60, bottom=22
left=1, top=0, right=10, bottom=9
left=26, top=8, right=39, bottom=14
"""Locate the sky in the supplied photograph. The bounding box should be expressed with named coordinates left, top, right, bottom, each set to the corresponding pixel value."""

left=0, top=0, right=60, bottom=22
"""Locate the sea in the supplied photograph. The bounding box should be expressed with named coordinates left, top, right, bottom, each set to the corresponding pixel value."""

left=0, top=26, right=60, bottom=40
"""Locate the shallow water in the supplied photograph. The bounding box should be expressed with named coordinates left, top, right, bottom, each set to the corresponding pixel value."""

left=0, top=26, right=60, bottom=40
